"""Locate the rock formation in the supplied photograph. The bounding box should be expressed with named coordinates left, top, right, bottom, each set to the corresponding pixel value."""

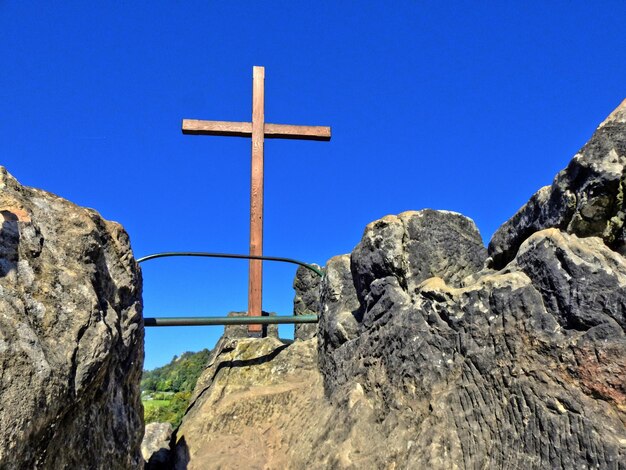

left=317, top=225, right=625, bottom=468
left=489, top=98, right=626, bottom=268
left=143, top=422, right=174, bottom=469
left=215, top=311, right=280, bottom=340
left=0, top=168, right=144, bottom=468
left=171, top=101, right=626, bottom=469
left=293, top=264, right=322, bottom=340
left=171, top=337, right=326, bottom=469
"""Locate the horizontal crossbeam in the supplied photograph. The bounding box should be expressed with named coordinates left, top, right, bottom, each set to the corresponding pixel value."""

left=144, top=314, right=319, bottom=327
left=182, top=119, right=331, bottom=141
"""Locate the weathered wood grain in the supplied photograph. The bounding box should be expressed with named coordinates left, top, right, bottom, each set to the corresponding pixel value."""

left=248, top=66, right=265, bottom=332
left=182, top=120, right=331, bottom=141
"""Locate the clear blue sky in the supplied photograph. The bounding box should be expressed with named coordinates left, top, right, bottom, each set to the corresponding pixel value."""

left=1, top=2, right=624, bottom=369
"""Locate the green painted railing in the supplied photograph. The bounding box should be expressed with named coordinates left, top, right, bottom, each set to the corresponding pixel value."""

left=138, top=252, right=323, bottom=327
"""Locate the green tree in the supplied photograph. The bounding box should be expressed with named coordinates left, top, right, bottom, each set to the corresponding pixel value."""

left=141, top=349, right=211, bottom=427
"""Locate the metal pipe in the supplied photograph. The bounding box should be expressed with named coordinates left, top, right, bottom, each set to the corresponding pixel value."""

left=136, top=252, right=324, bottom=277
left=143, top=314, right=319, bottom=327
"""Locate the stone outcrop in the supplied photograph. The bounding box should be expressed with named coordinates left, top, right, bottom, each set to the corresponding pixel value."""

left=0, top=168, right=144, bottom=468
left=319, top=209, right=488, bottom=396
left=292, top=264, right=322, bottom=340
left=221, top=311, right=279, bottom=340
left=351, top=209, right=487, bottom=296
left=143, top=422, right=173, bottom=469
left=317, top=227, right=625, bottom=468
left=171, top=337, right=327, bottom=469
left=489, top=98, right=626, bottom=268
left=171, top=100, right=626, bottom=469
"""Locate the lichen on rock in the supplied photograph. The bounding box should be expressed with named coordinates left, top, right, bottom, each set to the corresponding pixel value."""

left=293, top=264, right=322, bottom=341
left=489, top=98, right=626, bottom=268
left=0, top=167, right=144, bottom=468
left=171, top=337, right=327, bottom=469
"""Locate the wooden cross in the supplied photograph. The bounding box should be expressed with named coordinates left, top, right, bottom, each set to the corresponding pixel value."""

left=182, top=66, right=331, bottom=334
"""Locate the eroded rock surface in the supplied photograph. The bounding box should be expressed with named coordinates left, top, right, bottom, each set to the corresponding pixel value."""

left=317, top=227, right=625, bottom=468
left=319, top=209, right=488, bottom=397
left=293, top=264, right=322, bottom=340
left=172, top=101, right=626, bottom=469
left=489, top=98, right=626, bottom=268
left=351, top=209, right=487, bottom=297
left=0, top=167, right=144, bottom=469
left=221, top=311, right=279, bottom=340
left=143, top=422, right=173, bottom=469
left=171, top=337, right=328, bottom=469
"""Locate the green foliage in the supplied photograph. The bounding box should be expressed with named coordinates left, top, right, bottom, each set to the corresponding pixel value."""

left=143, top=392, right=191, bottom=428
left=141, top=349, right=211, bottom=393
left=141, top=349, right=211, bottom=427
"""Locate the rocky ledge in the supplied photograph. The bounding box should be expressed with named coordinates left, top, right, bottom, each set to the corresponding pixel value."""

left=0, top=168, right=144, bottom=468
left=172, top=101, right=626, bottom=469
left=489, top=98, right=626, bottom=268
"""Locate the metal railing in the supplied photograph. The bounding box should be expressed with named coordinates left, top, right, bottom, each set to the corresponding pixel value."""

left=139, top=252, right=323, bottom=327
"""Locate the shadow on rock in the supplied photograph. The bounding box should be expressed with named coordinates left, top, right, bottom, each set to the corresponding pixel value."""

left=170, top=436, right=190, bottom=470
left=0, top=210, right=20, bottom=277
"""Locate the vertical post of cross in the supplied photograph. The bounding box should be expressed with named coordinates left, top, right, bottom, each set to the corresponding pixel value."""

left=248, top=66, right=265, bottom=334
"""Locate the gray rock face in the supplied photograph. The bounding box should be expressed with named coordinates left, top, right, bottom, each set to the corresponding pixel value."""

left=142, top=422, right=173, bottom=469
left=351, top=210, right=488, bottom=299
left=489, top=99, right=626, bottom=268
left=317, top=254, right=362, bottom=390
left=293, top=264, right=322, bottom=340
left=0, top=167, right=144, bottom=469
left=319, top=210, right=488, bottom=395
left=311, top=106, right=626, bottom=467
left=318, top=255, right=361, bottom=348
left=511, top=228, right=626, bottom=332
left=317, top=228, right=625, bottom=468
left=221, top=311, right=278, bottom=339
